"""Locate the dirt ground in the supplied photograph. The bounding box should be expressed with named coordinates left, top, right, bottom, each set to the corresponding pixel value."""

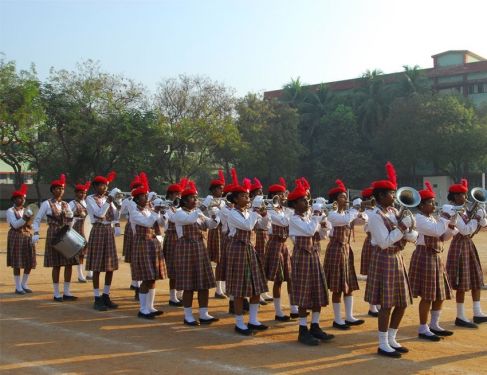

left=1, top=221, right=487, bottom=375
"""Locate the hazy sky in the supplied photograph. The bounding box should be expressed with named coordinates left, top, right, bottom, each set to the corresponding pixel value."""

left=1, top=0, right=486, bottom=96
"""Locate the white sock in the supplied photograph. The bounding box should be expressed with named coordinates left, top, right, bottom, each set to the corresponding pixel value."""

left=369, top=304, right=379, bottom=313
left=131, top=280, right=139, bottom=288
left=169, top=289, right=179, bottom=302
left=388, top=328, right=401, bottom=348
left=333, top=303, right=345, bottom=324
left=176, top=290, right=183, bottom=300
left=419, top=324, right=434, bottom=336
left=63, top=282, right=71, bottom=296
left=260, top=295, right=266, bottom=303
left=221, top=281, right=226, bottom=294
left=184, top=307, right=196, bottom=323
left=311, top=312, right=320, bottom=324
left=53, top=283, right=61, bottom=298
left=14, top=275, right=22, bottom=291
left=103, top=285, right=111, bottom=295
left=199, top=307, right=214, bottom=320
left=344, top=296, right=359, bottom=322
left=473, top=301, right=487, bottom=317
left=379, top=331, right=394, bottom=352
left=290, top=304, right=299, bottom=314
left=87, top=270, right=93, bottom=278
left=94, top=288, right=100, bottom=297
left=263, top=292, right=272, bottom=299
left=457, top=303, right=470, bottom=321
left=148, top=289, right=157, bottom=313
left=216, top=281, right=224, bottom=295
left=21, top=274, right=30, bottom=289
left=77, top=264, right=85, bottom=279
left=299, top=317, right=307, bottom=326
left=139, top=293, right=150, bottom=314
left=274, top=298, right=284, bottom=317
left=249, top=303, right=261, bottom=325
left=430, top=310, right=444, bottom=331
left=235, top=315, right=247, bottom=330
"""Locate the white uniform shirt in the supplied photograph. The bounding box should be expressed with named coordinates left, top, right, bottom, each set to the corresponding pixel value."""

left=267, top=208, right=293, bottom=234
left=69, top=199, right=87, bottom=226
left=172, top=208, right=219, bottom=238
left=327, top=208, right=358, bottom=237
left=219, top=205, right=232, bottom=234
left=85, top=194, right=119, bottom=225
left=415, top=213, right=456, bottom=245
left=451, top=205, right=487, bottom=235
left=288, top=213, right=321, bottom=240
left=119, top=197, right=136, bottom=218
left=6, top=207, right=26, bottom=229
left=33, top=199, right=73, bottom=232
left=130, top=206, right=165, bottom=232
left=226, top=208, right=268, bottom=237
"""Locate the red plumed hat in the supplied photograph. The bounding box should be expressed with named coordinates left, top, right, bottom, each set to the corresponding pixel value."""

left=11, top=184, right=28, bottom=198
left=131, top=172, right=150, bottom=197
left=372, top=161, right=397, bottom=191
left=93, top=171, right=116, bottom=185
left=209, top=169, right=225, bottom=187
left=181, top=180, right=198, bottom=197
left=51, top=173, right=66, bottom=188
left=419, top=180, right=436, bottom=200
left=250, top=177, right=263, bottom=192
left=268, top=177, right=287, bottom=193
left=449, top=178, right=468, bottom=194
left=129, top=173, right=144, bottom=190
left=167, top=177, right=187, bottom=193
left=287, top=179, right=308, bottom=202
left=300, top=177, right=310, bottom=191
left=228, top=168, right=251, bottom=193
left=328, top=179, right=347, bottom=196
left=74, top=181, right=91, bottom=192
left=361, top=186, right=374, bottom=199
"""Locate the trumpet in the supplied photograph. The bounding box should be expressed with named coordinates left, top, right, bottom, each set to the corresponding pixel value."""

left=353, top=198, right=376, bottom=212
left=313, top=202, right=338, bottom=215
left=153, top=197, right=180, bottom=210
left=108, top=188, right=130, bottom=206
left=262, top=196, right=281, bottom=210
left=197, top=197, right=224, bottom=211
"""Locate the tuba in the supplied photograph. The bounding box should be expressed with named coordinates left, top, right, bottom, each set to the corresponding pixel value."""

left=467, top=187, right=487, bottom=237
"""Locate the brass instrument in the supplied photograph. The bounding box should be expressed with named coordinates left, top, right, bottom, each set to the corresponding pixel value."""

left=395, top=186, right=421, bottom=229
left=153, top=197, right=180, bottom=210
left=467, top=187, right=487, bottom=237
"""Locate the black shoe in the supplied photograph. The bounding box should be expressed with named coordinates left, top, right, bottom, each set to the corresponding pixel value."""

left=169, top=300, right=183, bottom=307
left=259, top=299, right=268, bottom=306
left=150, top=310, right=164, bottom=316
left=429, top=328, right=454, bottom=336
left=78, top=278, right=87, bottom=283
left=130, top=285, right=137, bottom=290
left=134, top=288, right=139, bottom=301
left=345, top=319, right=365, bottom=326
left=94, top=296, right=108, bottom=311
left=243, top=298, right=250, bottom=311
left=235, top=325, right=253, bottom=336
left=53, top=296, right=63, bottom=302
left=248, top=323, right=268, bottom=331
left=263, top=295, right=274, bottom=302
left=455, top=318, right=478, bottom=328
left=15, top=289, right=26, bottom=295
left=184, top=319, right=200, bottom=326
left=228, top=300, right=235, bottom=314
left=333, top=321, right=350, bottom=330
left=214, top=292, right=227, bottom=299
left=377, top=348, right=401, bottom=358
left=418, top=333, right=441, bottom=342
left=368, top=310, right=379, bottom=317
left=102, top=293, right=118, bottom=309
left=391, top=345, right=409, bottom=353
left=473, top=316, right=487, bottom=324
left=200, top=317, right=219, bottom=325
left=63, top=295, right=78, bottom=301
left=86, top=275, right=93, bottom=281
left=290, top=312, right=309, bottom=319
left=310, top=323, right=335, bottom=341
left=298, top=326, right=320, bottom=346
left=22, top=287, right=33, bottom=293
left=275, top=315, right=291, bottom=322
left=138, top=311, right=155, bottom=320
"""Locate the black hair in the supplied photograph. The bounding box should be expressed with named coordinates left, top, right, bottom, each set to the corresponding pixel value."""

left=179, top=195, right=191, bottom=208
left=328, top=192, right=339, bottom=203
left=447, top=192, right=459, bottom=203
left=133, top=194, right=143, bottom=205
left=372, top=188, right=392, bottom=202
left=209, top=184, right=223, bottom=194
left=50, top=185, right=63, bottom=193
left=226, top=192, right=238, bottom=204
left=287, top=199, right=297, bottom=209
left=267, top=192, right=278, bottom=199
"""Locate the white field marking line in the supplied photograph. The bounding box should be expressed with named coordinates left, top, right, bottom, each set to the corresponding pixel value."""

left=186, top=358, right=270, bottom=375
left=0, top=354, right=62, bottom=375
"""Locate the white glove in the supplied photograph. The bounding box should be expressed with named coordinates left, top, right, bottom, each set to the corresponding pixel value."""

left=441, top=204, right=455, bottom=217
left=252, top=195, right=264, bottom=208
left=153, top=198, right=164, bottom=208
left=202, top=195, right=213, bottom=208
left=65, top=210, right=74, bottom=219
left=476, top=208, right=486, bottom=220
left=32, top=234, right=39, bottom=244
left=352, top=198, right=362, bottom=207
left=114, top=226, right=122, bottom=236
left=312, top=203, right=322, bottom=212
left=208, top=207, right=219, bottom=218
left=148, top=191, right=157, bottom=202
left=400, top=215, right=413, bottom=229
left=314, top=197, right=327, bottom=205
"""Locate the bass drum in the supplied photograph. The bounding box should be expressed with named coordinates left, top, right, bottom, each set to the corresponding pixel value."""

left=52, top=225, right=87, bottom=259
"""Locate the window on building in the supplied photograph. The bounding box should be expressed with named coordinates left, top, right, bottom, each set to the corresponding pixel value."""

left=468, top=85, right=475, bottom=94
left=479, top=83, right=485, bottom=93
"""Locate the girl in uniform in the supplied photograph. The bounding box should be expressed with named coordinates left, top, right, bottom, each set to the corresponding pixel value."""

left=69, top=181, right=90, bottom=283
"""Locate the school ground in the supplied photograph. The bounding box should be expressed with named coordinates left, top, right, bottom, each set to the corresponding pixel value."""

left=1, top=221, right=487, bottom=375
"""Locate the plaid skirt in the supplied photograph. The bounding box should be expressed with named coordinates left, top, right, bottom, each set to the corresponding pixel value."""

left=290, top=237, right=329, bottom=309
left=174, top=237, right=216, bottom=291
left=253, top=229, right=268, bottom=265
left=360, top=233, right=373, bottom=275
left=264, top=236, right=291, bottom=282
left=162, top=228, right=178, bottom=279
left=409, top=245, right=452, bottom=301
left=86, top=224, right=118, bottom=272
left=7, top=229, right=36, bottom=269
left=122, top=220, right=134, bottom=263
left=446, top=234, right=484, bottom=291
left=44, top=225, right=80, bottom=267
left=131, top=235, right=167, bottom=281
left=215, top=232, right=229, bottom=281
left=364, top=247, right=412, bottom=309
left=207, top=224, right=222, bottom=263
left=225, top=236, right=268, bottom=297
left=324, top=240, right=359, bottom=294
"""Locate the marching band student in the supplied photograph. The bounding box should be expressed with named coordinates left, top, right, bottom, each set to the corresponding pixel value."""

left=288, top=179, right=334, bottom=346
left=409, top=181, right=455, bottom=341
left=173, top=180, right=219, bottom=326
left=205, top=170, right=227, bottom=299
left=445, top=179, right=487, bottom=328
left=129, top=175, right=167, bottom=319
left=324, top=180, right=364, bottom=330
left=364, top=162, right=418, bottom=358
left=33, top=174, right=78, bottom=301
left=7, top=184, right=36, bottom=294
left=162, top=179, right=184, bottom=306
left=85, top=171, right=120, bottom=311
left=69, top=181, right=90, bottom=283
left=263, top=178, right=298, bottom=321
left=359, top=186, right=379, bottom=317
left=226, top=169, right=270, bottom=335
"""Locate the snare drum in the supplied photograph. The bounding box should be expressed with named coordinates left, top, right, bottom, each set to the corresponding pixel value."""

left=52, top=225, right=87, bottom=259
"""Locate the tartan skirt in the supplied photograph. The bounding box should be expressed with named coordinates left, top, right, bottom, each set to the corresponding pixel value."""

left=86, top=224, right=118, bottom=272
left=409, top=245, right=452, bottom=301
left=364, top=247, right=412, bottom=309
left=290, top=237, right=329, bottom=309
left=44, top=225, right=80, bottom=267
left=225, top=236, right=268, bottom=297
left=7, top=229, right=36, bottom=269
left=215, top=232, right=230, bottom=281
left=131, top=235, right=167, bottom=281
left=122, top=220, right=134, bottom=263
left=162, top=228, right=178, bottom=279
left=446, top=234, right=484, bottom=291
left=360, top=233, right=373, bottom=275
left=207, top=224, right=222, bottom=263
left=324, top=240, right=359, bottom=294
left=264, top=236, right=291, bottom=282
left=253, top=229, right=268, bottom=265
left=174, top=237, right=216, bottom=291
